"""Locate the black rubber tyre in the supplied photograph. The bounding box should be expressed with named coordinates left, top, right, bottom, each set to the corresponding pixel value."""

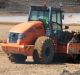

left=8, top=54, right=27, bottom=63
left=67, top=54, right=79, bottom=63
left=33, top=36, right=54, bottom=64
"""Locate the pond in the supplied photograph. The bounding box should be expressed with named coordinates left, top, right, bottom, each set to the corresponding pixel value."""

left=0, top=13, right=80, bottom=24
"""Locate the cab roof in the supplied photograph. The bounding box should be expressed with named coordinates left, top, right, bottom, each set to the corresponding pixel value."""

left=30, top=6, right=63, bottom=12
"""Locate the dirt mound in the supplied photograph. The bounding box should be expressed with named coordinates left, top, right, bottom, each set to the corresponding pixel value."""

left=0, top=0, right=80, bottom=13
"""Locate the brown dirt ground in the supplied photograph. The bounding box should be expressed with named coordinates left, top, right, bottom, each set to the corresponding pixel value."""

left=0, top=23, right=80, bottom=75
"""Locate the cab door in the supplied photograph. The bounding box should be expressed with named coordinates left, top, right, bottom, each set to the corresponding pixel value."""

left=51, top=10, right=62, bottom=39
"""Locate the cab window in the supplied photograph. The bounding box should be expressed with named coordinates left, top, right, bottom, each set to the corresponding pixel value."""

left=52, top=11, right=61, bottom=25
left=29, top=10, right=49, bottom=24
left=51, top=11, right=62, bottom=37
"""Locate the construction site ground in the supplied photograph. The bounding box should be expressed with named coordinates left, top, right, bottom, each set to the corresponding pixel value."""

left=0, top=13, right=80, bottom=75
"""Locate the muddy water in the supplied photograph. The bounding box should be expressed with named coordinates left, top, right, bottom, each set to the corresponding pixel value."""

left=0, top=13, right=80, bottom=24
left=63, top=13, right=80, bottom=24
left=0, top=15, right=28, bottom=23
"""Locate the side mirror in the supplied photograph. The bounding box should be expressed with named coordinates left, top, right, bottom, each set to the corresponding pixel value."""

left=65, top=26, right=69, bottom=29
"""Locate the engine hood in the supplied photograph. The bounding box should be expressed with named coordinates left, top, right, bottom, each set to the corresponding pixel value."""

left=9, top=21, right=43, bottom=33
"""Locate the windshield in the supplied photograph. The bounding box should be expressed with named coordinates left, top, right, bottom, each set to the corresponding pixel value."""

left=29, top=10, right=49, bottom=24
